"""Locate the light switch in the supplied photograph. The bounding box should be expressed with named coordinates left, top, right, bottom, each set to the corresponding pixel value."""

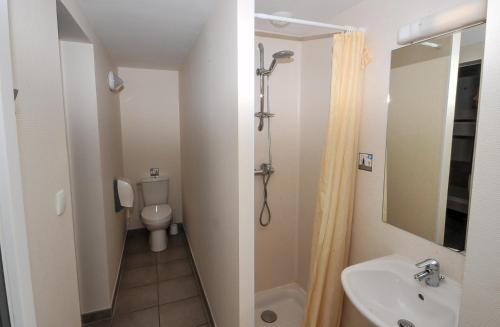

left=56, top=190, right=66, bottom=216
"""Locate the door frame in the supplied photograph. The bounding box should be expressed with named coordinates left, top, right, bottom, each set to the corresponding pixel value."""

left=0, top=0, right=37, bottom=325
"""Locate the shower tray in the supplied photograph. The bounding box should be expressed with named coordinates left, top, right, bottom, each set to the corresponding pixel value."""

left=255, top=283, right=305, bottom=327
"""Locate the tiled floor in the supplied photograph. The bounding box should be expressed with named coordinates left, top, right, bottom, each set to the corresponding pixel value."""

left=85, top=229, right=211, bottom=327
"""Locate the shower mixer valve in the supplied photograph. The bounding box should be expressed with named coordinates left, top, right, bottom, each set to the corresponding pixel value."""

left=254, top=163, right=274, bottom=176
left=255, top=111, right=275, bottom=119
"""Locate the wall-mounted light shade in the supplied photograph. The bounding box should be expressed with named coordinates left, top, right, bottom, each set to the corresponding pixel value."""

left=107, top=71, right=124, bottom=92
left=398, top=1, right=486, bottom=45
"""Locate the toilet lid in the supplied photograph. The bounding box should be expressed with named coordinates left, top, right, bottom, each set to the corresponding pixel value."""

left=141, top=204, right=172, bottom=221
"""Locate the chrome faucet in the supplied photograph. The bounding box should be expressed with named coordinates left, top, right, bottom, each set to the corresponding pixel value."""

left=414, top=258, right=444, bottom=287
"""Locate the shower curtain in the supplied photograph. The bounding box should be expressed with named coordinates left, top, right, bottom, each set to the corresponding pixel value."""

left=303, top=31, right=369, bottom=327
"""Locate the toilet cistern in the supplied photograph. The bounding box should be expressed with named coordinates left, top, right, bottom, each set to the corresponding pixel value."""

left=140, top=176, right=172, bottom=252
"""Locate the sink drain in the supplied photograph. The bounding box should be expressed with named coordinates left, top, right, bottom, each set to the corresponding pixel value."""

left=397, top=319, right=415, bottom=327
left=261, top=310, right=278, bottom=323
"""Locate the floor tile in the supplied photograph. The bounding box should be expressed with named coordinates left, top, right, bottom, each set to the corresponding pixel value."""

left=158, top=276, right=198, bottom=304
left=112, top=307, right=159, bottom=327
left=167, top=234, right=187, bottom=249
left=124, top=252, right=156, bottom=270
left=121, top=266, right=158, bottom=289
left=125, top=236, right=150, bottom=255
left=106, top=231, right=213, bottom=327
left=116, top=284, right=158, bottom=315
left=83, top=319, right=112, bottom=327
left=159, top=297, right=206, bottom=327
left=156, top=247, right=188, bottom=264
left=158, top=259, right=192, bottom=281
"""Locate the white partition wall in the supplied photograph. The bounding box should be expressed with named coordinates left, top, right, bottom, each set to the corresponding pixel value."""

left=8, top=0, right=82, bottom=324
left=59, top=40, right=111, bottom=314
left=179, top=0, right=254, bottom=325
left=0, top=0, right=37, bottom=324
left=8, top=0, right=126, bottom=323
left=58, top=0, right=127, bottom=315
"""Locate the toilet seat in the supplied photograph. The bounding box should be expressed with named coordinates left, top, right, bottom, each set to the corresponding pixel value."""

left=141, top=204, right=172, bottom=224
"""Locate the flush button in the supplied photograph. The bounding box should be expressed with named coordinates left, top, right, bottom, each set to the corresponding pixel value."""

left=56, top=190, right=66, bottom=216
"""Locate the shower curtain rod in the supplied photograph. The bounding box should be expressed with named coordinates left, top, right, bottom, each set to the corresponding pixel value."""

left=255, top=13, right=365, bottom=33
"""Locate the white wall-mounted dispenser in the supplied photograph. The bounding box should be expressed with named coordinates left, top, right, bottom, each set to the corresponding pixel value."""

left=117, top=178, right=134, bottom=208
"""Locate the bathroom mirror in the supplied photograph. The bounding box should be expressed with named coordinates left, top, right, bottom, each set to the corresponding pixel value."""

left=383, top=24, right=485, bottom=253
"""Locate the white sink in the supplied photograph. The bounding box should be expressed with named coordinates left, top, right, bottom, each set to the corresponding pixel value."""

left=341, top=255, right=461, bottom=327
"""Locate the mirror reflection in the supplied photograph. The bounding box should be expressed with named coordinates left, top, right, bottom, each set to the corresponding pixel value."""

left=384, top=24, right=485, bottom=253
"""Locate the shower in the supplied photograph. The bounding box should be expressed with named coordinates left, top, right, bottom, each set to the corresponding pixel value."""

left=255, top=43, right=294, bottom=227
left=256, top=44, right=294, bottom=131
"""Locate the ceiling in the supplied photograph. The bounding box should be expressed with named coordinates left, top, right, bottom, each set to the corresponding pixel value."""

left=76, top=0, right=214, bottom=70
left=76, top=0, right=363, bottom=70
left=57, top=2, right=90, bottom=43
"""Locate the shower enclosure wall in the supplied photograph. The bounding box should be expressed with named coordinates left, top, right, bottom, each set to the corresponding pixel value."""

left=254, top=35, right=332, bottom=325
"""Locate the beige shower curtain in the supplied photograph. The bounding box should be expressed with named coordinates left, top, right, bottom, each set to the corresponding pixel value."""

left=303, top=32, right=368, bottom=327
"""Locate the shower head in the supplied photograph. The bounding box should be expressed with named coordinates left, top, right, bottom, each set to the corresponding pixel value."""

left=268, top=49, right=294, bottom=73
left=272, top=50, right=294, bottom=59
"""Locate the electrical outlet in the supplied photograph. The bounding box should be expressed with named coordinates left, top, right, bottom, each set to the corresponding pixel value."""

left=150, top=168, right=160, bottom=177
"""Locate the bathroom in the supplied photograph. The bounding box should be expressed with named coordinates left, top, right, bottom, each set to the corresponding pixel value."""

left=0, top=0, right=499, bottom=327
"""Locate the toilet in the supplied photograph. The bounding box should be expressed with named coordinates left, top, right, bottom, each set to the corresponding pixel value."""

left=140, top=176, right=172, bottom=252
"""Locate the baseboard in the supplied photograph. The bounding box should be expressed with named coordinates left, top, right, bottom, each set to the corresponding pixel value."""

left=185, top=230, right=217, bottom=327
left=81, top=229, right=127, bottom=324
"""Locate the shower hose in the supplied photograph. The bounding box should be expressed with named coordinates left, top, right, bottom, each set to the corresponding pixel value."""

left=259, top=75, right=272, bottom=227
left=259, top=171, right=272, bottom=226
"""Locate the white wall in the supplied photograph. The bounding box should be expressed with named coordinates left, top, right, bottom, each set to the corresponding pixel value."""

left=59, top=0, right=126, bottom=311
left=328, top=1, right=476, bottom=326
left=8, top=0, right=81, bottom=324
left=179, top=0, right=254, bottom=325
left=118, top=67, right=182, bottom=229
left=0, top=0, right=37, bottom=323
left=59, top=41, right=111, bottom=313
left=9, top=0, right=125, bottom=322
left=94, top=50, right=126, bottom=306
left=254, top=36, right=301, bottom=292
left=297, top=37, right=332, bottom=289
left=253, top=36, right=332, bottom=292
left=459, top=1, right=500, bottom=325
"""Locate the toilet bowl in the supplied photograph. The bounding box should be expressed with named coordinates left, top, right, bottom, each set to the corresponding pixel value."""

left=140, top=176, right=172, bottom=252
left=141, top=204, right=172, bottom=252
